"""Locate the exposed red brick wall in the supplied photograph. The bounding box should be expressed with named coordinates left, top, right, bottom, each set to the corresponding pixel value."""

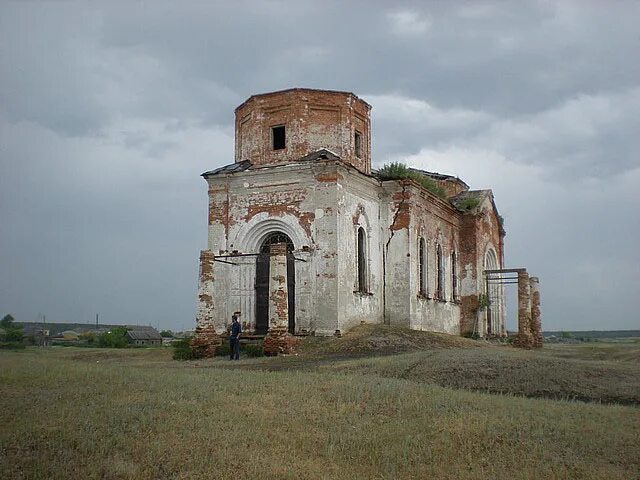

left=390, top=181, right=412, bottom=231
left=263, top=242, right=295, bottom=356
left=458, top=215, right=479, bottom=334
left=192, top=250, right=221, bottom=358
left=433, top=178, right=468, bottom=198
left=235, top=88, right=371, bottom=173
left=208, top=186, right=229, bottom=227
left=530, top=277, right=543, bottom=348
left=241, top=188, right=315, bottom=237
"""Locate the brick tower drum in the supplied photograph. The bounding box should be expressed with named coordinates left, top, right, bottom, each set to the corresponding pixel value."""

left=234, top=88, right=372, bottom=173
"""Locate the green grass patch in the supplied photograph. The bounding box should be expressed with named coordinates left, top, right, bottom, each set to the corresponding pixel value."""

left=377, top=162, right=447, bottom=199
left=456, top=197, right=481, bottom=211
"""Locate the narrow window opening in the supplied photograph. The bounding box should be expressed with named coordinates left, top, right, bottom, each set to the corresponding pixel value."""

left=436, top=244, right=444, bottom=300
left=357, top=227, right=367, bottom=293
left=354, top=131, right=362, bottom=158
left=451, top=251, right=458, bottom=301
left=272, top=125, right=285, bottom=150
left=419, top=238, right=426, bottom=295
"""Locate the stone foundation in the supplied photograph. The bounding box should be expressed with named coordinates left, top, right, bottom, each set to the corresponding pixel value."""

left=190, top=325, right=222, bottom=358
left=263, top=325, right=296, bottom=356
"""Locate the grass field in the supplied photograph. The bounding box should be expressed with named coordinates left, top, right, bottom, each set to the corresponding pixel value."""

left=1, top=326, right=638, bottom=479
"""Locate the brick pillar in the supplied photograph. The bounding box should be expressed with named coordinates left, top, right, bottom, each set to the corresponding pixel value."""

left=191, top=250, right=222, bottom=357
left=530, top=276, right=543, bottom=348
left=263, top=243, right=295, bottom=355
left=513, top=270, right=533, bottom=348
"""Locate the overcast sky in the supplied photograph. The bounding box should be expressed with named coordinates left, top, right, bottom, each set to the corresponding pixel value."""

left=1, top=1, right=638, bottom=331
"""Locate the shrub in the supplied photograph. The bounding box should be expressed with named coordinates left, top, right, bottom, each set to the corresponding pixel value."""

left=172, top=337, right=196, bottom=360
left=173, top=338, right=264, bottom=360
left=214, top=342, right=231, bottom=357
left=0, top=314, right=23, bottom=344
left=243, top=344, right=264, bottom=358
left=477, top=293, right=490, bottom=309
left=377, top=162, right=447, bottom=199
left=80, top=332, right=96, bottom=344
left=97, top=327, right=129, bottom=348
left=0, top=341, right=25, bottom=350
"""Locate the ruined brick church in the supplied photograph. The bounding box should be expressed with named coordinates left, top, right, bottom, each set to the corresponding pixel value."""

left=194, top=88, right=541, bottom=355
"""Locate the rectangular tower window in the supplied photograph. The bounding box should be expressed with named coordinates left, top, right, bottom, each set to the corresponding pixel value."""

left=272, top=125, right=286, bottom=150
left=354, top=131, right=362, bottom=158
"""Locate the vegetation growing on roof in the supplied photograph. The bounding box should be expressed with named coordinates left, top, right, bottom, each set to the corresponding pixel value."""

left=457, top=197, right=481, bottom=211
left=377, top=162, right=446, bottom=199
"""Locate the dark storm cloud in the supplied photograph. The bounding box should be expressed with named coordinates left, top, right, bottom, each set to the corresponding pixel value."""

left=1, top=0, right=638, bottom=330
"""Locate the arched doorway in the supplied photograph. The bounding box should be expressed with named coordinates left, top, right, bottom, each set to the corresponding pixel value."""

left=255, top=232, right=295, bottom=334
left=484, top=248, right=499, bottom=335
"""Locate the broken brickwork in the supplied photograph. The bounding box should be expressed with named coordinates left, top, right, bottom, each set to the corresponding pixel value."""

left=192, top=249, right=222, bottom=357
left=235, top=88, right=371, bottom=173
left=514, top=271, right=534, bottom=348
left=530, top=277, right=543, bottom=348
left=263, top=243, right=295, bottom=355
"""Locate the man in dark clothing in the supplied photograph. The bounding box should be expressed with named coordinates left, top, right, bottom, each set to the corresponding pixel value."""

left=229, top=312, right=241, bottom=360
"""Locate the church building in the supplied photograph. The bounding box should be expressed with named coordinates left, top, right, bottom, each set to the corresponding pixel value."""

left=193, top=88, right=541, bottom=355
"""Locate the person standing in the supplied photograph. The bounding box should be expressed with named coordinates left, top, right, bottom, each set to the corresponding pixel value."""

left=229, top=312, right=242, bottom=360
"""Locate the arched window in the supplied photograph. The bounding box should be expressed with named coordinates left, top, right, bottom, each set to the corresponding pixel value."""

left=357, top=227, right=367, bottom=293
left=436, top=244, right=444, bottom=300
left=418, top=238, right=427, bottom=295
left=451, top=251, right=458, bottom=301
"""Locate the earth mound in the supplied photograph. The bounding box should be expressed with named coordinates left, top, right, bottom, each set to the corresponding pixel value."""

left=298, top=324, right=485, bottom=357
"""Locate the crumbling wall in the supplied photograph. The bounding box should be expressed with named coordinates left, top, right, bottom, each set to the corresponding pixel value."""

left=381, top=181, right=412, bottom=326
left=476, top=196, right=506, bottom=336
left=432, top=177, right=469, bottom=198
left=192, top=250, right=222, bottom=357
left=263, top=243, right=295, bottom=355
left=457, top=194, right=506, bottom=337
left=206, top=161, right=341, bottom=336
left=235, top=89, right=371, bottom=173
left=530, top=276, right=543, bottom=348
left=380, top=181, right=461, bottom=334
left=335, top=166, right=384, bottom=333
left=458, top=214, right=480, bottom=335
left=406, top=184, right=461, bottom=334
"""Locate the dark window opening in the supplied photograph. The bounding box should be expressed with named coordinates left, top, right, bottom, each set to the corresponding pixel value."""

left=357, top=227, right=367, bottom=293
left=436, top=244, right=444, bottom=300
left=451, top=251, right=458, bottom=301
left=354, top=131, right=362, bottom=158
left=419, top=238, right=426, bottom=295
left=272, top=125, right=286, bottom=150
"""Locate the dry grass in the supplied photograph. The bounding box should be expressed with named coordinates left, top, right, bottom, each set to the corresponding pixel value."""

left=297, top=324, right=482, bottom=356
left=1, top=340, right=639, bottom=480
left=541, top=341, right=640, bottom=363
left=314, top=348, right=640, bottom=405
left=223, top=326, right=640, bottom=405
